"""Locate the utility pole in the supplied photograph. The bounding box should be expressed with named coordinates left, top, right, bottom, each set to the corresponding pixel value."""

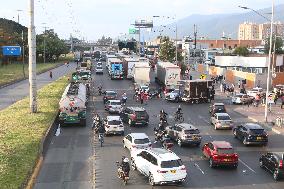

left=42, top=23, right=47, bottom=64
left=28, top=0, right=37, bottom=113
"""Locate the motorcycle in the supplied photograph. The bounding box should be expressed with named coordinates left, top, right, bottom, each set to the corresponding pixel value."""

left=98, top=87, right=102, bottom=96
left=116, top=162, right=130, bottom=185
left=154, top=128, right=173, bottom=150
left=149, top=91, right=160, bottom=99
left=174, top=112, right=184, bottom=123
left=98, top=133, right=104, bottom=147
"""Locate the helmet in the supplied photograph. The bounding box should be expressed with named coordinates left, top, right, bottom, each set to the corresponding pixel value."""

left=178, top=105, right=181, bottom=108
left=161, top=109, right=164, bottom=113
left=123, top=158, right=129, bottom=163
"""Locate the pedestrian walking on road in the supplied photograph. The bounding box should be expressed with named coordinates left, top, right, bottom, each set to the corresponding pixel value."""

left=281, top=95, right=284, bottom=109
left=49, top=71, right=53, bottom=79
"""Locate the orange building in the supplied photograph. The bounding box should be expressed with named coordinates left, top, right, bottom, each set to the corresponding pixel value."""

left=196, top=39, right=262, bottom=49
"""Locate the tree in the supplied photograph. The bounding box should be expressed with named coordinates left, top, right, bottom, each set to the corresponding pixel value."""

left=159, top=36, right=182, bottom=62
left=264, top=36, right=284, bottom=54
left=233, top=46, right=249, bottom=56
left=36, top=29, right=69, bottom=62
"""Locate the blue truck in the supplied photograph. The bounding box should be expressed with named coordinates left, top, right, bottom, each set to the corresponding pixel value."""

left=109, top=58, right=124, bottom=80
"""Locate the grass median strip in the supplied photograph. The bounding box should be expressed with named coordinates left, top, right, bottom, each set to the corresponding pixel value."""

left=0, top=75, right=69, bottom=189
left=0, top=62, right=63, bottom=86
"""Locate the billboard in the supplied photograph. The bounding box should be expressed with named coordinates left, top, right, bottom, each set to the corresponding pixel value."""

left=134, top=20, right=153, bottom=28
left=2, top=46, right=21, bottom=56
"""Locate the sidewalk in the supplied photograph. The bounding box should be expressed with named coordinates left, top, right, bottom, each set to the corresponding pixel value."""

left=0, top=62, right=76, bottom=110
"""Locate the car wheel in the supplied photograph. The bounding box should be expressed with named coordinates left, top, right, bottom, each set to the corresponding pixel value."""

left=273, top=170, right=280, bottom=180
left=233, top=129, right=237, bottom=138
left=233, top=163, right=238, bottom=169
left=149, top=174, right=155, bottom=186
left=177, top=138, right=183, bottom=147
left=259, top=159, right=264, bottom=168
left=209, top=157, right=214, bottom=168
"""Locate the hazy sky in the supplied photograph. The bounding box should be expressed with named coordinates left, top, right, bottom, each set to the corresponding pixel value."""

left=0, top=0, right=281, bottom=40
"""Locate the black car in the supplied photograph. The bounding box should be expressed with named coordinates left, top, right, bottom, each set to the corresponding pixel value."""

left=120, top=107, right=149, bottom=126
left=209, top=103, right=226, bottom=116
left=233, top=123, right=268, bottom=146
left=103, top=91, right=117, bottom=104
left=259, top=152, right=284, bottom=180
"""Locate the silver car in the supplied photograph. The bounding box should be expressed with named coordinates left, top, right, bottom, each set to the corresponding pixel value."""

left=211, top=113, right=233, bottom=130
left=105, top=100, right=123, bottom=113
left=232, top=93, right=254, bottom=104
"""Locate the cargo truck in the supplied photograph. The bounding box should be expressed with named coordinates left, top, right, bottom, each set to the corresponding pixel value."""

left=122, top=57, right=139, bottom=79
left=106, top=54, right=117, bottom=70
left=178, top=79, right=213, bottom=103
left=156, top=62, right=181, bottom=90
left=133, top=62, right=150, bottom=87
left=59, top=82, right=87, bottom=126
left=109, top=58, right=124, bottom=80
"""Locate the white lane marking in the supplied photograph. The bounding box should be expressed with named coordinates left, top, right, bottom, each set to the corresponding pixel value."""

left=194, top=163, right=205, bottom=174
left=239, top=159, right=256, bottom=173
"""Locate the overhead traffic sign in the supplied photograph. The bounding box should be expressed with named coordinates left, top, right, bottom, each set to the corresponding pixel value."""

left=2, top=46, right=21, bottom=56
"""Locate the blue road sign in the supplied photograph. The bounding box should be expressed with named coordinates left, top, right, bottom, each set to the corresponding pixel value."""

left=2, top=46, right=21, bottom=56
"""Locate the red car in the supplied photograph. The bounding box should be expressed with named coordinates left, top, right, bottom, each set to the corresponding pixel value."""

left=202, top=141, right=238, bottom=168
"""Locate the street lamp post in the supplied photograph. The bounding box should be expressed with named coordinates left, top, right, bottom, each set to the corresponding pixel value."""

left=28, top=0, right=37, bottom=113
left=42, top=23, right=48, bottom=64
left=239, top=0, right=274, bottom=122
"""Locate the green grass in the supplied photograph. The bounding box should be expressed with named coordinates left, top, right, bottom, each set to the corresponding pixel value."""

left=0, top=62, right=62, bottom=86
left=0, top=75, right=69, bottom=189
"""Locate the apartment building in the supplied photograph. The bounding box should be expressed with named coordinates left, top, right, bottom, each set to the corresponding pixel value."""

left=238, top=22, right=259, bottom=40
left=259, top=21, right=284, bottom=40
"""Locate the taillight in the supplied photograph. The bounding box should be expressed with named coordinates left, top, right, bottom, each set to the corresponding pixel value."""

left=106, top=125, right=110, bottom=128
left=180, top=166, right=186, bottom=171
left=279, top=160, right=283, bottom=169
left=132, top=145, right=136, bottom=148
left=148, top=144, right=152, bottom=147
left=157, top=170, right=168, bottom=173
left=212, top=155, right=219, bottom=159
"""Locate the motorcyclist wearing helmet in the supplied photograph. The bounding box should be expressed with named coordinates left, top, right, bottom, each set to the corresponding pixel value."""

left=120, top=157, right=130, bottom=175
left=159, top=109, right=168, bottom=122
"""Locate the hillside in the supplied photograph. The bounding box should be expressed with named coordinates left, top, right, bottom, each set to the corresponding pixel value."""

left=147, top=4, right=284, bottom=40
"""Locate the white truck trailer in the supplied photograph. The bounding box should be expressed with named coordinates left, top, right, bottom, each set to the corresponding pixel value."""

left=133, top=62, right=150, bottom=87
left=156, top=62, right=181, bottom=89
left=123, top=57, right=139, bottom=79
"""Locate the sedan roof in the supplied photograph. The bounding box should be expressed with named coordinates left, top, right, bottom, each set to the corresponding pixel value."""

left=212, top=141, right=232, bottom=149
left=244, top=123, right=263, bottom=129
left=128, top=133, right=149, bottom=139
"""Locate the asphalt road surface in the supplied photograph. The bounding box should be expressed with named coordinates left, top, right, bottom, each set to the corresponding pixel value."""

left=0, top=62, right=76, bottom=110
left=92, top=62, right=284, bottom=189
left=34, top=61, right=284, bottom=189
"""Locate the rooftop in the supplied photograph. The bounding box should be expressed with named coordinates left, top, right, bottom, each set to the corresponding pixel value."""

left=212, top=141, right=232, bottom=149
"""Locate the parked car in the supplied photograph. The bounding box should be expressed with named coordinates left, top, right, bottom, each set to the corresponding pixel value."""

left=233, top=123, right=268, bottom=146
left=165, top=89, right=180, bottom=102
left=165, top=123, right=201, bottom=147
left=211, top=113, right=233, bottom=130
left=105, top=100, right=123, bottom=113
left=231, top=93, right=254, bottom=104
left=202, top=141, right=238, bottom=168
left=131, top=148, right=187, bottom=186
left=259, top=152, right=284, bottom=180
left=120, top=107, right=149, bottom=126
left=104, top=116, right=124, bottom=136
left=123, top=133, right=152, bottom=151
left=209, top=103, right=226, bottom=116
left=96, top=65, right=104, bottom=74
left=103, top=90, right=117, bottom=104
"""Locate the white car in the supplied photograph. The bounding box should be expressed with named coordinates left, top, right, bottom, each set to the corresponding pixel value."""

left=231, top=93, right=254, bottom=104
left=131, top=148, right=187, bottom=186
left=247, top=87, right=264, bottom=98
left=96, top=65, right=103, bottom=74
left=104, top=116, right=124, bottom=135
left=211, top=113, right=233, bottom=130
left=123, top=133, right=152, bottom=151
left=105, top=100, right=123, bottom=113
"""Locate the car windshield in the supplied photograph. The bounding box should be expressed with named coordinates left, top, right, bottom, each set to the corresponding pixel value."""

left=160, top=159, right=183, bottom=168
left=136, top=111, right=147, bottom=117
left=111, top=101, right=121, bottom=105
left=106, top=92, right=117, bottom=96
left=184, top=129, right=200, bottom=134
left=218, top=116, right=231, bottom=120
left=134, top=138, right=150, bottom=144
left=249, top=129, right=264, bottom=135
left=217, top=148, right=234, bottom=155
left=108, top=120, right=121, bottom=125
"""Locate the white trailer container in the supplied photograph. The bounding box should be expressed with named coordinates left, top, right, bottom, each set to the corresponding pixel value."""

left=106, top=55, right=117, bottom=70
left=123, top=57, right=139, bottom=79
left=156, top=62, right=181, bottom=89
left=133, top=62, right=150, bottom=87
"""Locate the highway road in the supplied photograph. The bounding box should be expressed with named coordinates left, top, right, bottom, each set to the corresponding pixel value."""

left=35, top=60, right=284, bottom=189
left=0, top=62, right=76, bottom=110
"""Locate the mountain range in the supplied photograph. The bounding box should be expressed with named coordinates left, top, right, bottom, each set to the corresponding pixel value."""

left=145, top=4, right=284, bottom=40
